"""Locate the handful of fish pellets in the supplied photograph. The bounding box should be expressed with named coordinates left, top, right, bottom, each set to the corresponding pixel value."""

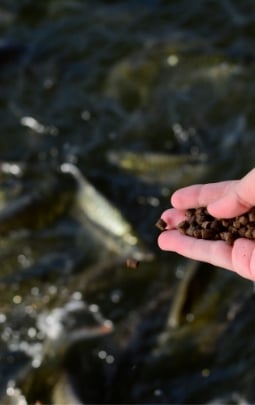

left=177, top=207, right=255, bottom=245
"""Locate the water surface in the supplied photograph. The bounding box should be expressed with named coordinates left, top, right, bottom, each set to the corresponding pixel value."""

left=1, top=1, right=255, bottom=403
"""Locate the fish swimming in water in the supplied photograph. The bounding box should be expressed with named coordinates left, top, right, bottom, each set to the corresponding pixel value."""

left=107, top=150, right=208, bottom=186
left=0, top=169, right=77, bottom=235
left=37, top=299, right=113, bottom=356
left=0, top=39, right=26, bottom=65
left=4, top=298, right=114, bottom=405
left=61, top=163, right=153, bottom=261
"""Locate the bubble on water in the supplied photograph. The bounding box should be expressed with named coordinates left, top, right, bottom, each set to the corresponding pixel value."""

left=0, top=313, right=6, bottom=323
left=13, top=295, right=22, bottom=304
left=32, top=356, right=42, bottom=369
left=48, top=285, right=57, bottom=295
left=110, top=289, right=123, bottom=303
left=20, top=116, right=45, bottom=134
left=50, top=147, right=59, bottom=157
left=172, top=123, right=188, bottom=142
left=6, top=383, right=15, bottom=396
left=43, top=77, right=55, bottom=89
left=154, top=389, right=163, bottom=397
left=2, top=326, right=11, bottom=341
left=18, top=254, right=31, bottom=267
left=1, top=162, right=23, bottom=176
left=6, top=382, right=27, bottom=404
left=147, top=196, right=160, bottom=207
left=89, top=304, right=99, bottom=313
left=175, top=266, right=185, bottom=279
left=167, top=54, right=179, bottom=66
left=161, top=187, right=170, bottom=197
left=186, top=313, right=195, bottom=322
left=72, top=291, right=82, bottom=301
left=49, top=126, right=59, bottom=136
left=25, top=305, right=35, bottom=315
left=37, top=309, right=63, bottom=340
left=31, top=287, right=40, bottom=296
left=201, top=368, right=210, bottom=377
left=27, top=327, right=37, bottom=338
left=103, top=319, right=114, bottom=330
left=81, top=110, right=91, bottom=121
left=19, top=341, right=29, bottom=352
left=98, top=350, right=115, bottom=364
left=98, top=350, right=107, bottom=360
left=106, top=354, right=115, bottom=364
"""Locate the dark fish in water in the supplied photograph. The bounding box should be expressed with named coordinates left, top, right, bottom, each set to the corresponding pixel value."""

left=165, top=260, right=201, bottom=329
left=37, top=299, right=113, bottom=355
left=2, top=298, right=113, bottom=405
left=0, top=162, right=152, bottom=260
left=108, top=150, right=206, bottom=173
left=0, top=8, right=16, bottom=25
left=0, top=170, right=77, bottom=235
left=107, top=150, right=208, bottom=185
left=37, top=299, right=113, bottom=405
left=0, top=39, right=26, bottom=65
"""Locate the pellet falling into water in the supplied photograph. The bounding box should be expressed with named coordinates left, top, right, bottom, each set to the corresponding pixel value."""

left=126, top=258, right=140, bottom=269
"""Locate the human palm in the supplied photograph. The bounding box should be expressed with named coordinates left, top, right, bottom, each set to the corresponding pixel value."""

left=158, top=168, right=255, bottom=280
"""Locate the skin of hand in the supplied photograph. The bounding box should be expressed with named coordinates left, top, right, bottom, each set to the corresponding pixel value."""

left=158, top=168, right=255, bottom=280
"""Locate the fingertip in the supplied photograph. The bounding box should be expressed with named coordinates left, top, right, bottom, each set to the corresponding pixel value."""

left=158, top=208, right=186, bottom=230
left=157, top=231, right=167, bottom=251
left=157, top=230, right=174, bottom=251
left=170, top=184, right=203, bottom=209
left=170, top=189, right=184, bottom=208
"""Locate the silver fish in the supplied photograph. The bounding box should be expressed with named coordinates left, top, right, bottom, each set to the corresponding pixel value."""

left=107, top=150, right=208, bottom=186
left=61, top=163, right=153, bottom=260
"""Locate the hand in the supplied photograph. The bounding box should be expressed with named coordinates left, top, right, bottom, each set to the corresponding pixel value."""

left=157, top=168, right=255, bottom=280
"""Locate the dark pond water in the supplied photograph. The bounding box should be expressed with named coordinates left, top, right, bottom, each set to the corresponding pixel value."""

left=1, top=0, right=255, bottom=403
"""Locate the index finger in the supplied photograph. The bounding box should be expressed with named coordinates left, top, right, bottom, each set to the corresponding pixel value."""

left=171, top=180, right=237, bottom=210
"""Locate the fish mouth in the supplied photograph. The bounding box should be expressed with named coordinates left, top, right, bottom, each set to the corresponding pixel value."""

left=78, top=319, right=114, bottom=339
left=57, top=320, right=114, bottom=345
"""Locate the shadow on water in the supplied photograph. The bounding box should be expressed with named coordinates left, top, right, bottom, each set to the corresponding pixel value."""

left=1, top=0, right=255, bottom=403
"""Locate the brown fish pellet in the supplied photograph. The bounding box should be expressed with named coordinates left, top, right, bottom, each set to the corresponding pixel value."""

left=186, top=208, right=196, bottom=218
left=201, top=221, right=211, bottom=229
left=176, top=206, right=255, bottom=245
left=177, top=220, right=189, bottom=231
left=248, top=210, right=255, bottom=222
left=155, top=218, right=167, bottom=231
left=222, top=219, right=230, bottom=228
left=186, top=226, right=197, bottom=237
left=193, top=229, right=202, bottom=238
left=239, top=216, right=248, bottom=226
left=233, top=220, right=241, bottom=229
left=238, top=227, right=246, bottom=237
left=126, top=258, right=140, bottom=269
left=245, top=229, right=253, bottom=239
left=210, top=220, right=221, bottom=231
left=201, top=229, right=215, bottom=240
